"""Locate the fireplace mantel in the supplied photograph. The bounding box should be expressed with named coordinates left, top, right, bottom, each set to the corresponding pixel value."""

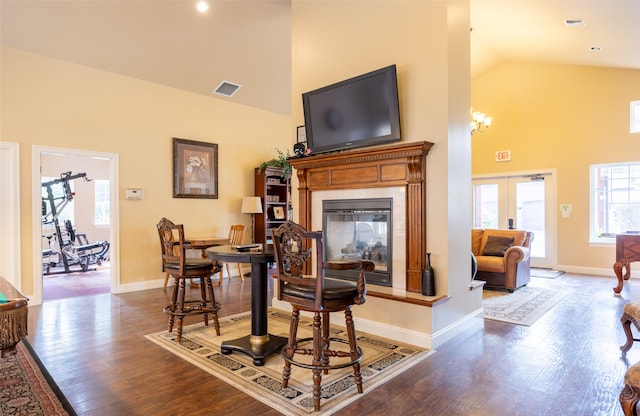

left=289, top=141, right=433, bottom=293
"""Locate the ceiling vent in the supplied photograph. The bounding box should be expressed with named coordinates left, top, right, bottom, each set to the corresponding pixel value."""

left=212, top=81, right=241, bottom=97
left=564, top=19, right=586, bottom=27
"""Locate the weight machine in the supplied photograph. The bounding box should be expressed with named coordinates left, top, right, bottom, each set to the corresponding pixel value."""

left=42, top=171, right=110, bottom=275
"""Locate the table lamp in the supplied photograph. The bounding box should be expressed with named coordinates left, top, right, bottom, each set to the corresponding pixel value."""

left=241, top=196, right=263, bottom=243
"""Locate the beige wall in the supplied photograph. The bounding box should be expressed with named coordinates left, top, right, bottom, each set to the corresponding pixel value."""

left=1, top=46, right=292, bottom=296
left=472, top=62, right=640, bottom=271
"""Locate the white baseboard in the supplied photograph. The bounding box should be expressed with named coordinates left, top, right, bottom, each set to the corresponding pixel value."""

left=555, top=264, right=640, bottom=278
left=271, top=299, right=485, bottom=351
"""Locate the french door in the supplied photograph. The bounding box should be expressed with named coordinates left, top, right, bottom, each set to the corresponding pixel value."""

left=472, top=171, right=557, bottom=269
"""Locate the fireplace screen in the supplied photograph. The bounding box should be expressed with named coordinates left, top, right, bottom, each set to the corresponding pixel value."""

left=323, top=198, right=392, bottom=286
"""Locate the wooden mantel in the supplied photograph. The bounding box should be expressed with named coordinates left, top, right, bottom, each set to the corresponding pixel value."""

left=288, top=141, right=433, bottom=293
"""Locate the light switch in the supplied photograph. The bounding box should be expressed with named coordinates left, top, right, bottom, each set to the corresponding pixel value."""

left=560, top=203, right=572, bottom=218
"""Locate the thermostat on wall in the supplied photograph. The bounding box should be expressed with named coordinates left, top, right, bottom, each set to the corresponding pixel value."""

left=125, top=188, right=144, bottom=200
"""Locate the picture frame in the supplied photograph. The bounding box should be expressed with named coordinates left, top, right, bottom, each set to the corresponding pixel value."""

left=272, top=206, right=285, bottom=220
left=296, top=125, right=307, bottom=143
left=173, top=137, right=218, bottom=199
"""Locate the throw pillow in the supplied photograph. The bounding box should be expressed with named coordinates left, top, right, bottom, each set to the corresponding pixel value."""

left=482, top=236, right=514, bottom=257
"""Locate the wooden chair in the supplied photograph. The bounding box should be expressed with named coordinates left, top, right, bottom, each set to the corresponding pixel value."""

left=271, top=221, right=375, bottom=411
left=621, top=302, right=640, bottom=353
left=156, top=217, right=221, bottom=343
left=219, top=224, right=246, bottom=285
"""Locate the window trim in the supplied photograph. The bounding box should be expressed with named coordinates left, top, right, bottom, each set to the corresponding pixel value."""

left=590, top=161, right=640, bottom=244
left=631, top=100, right=640, bottom=134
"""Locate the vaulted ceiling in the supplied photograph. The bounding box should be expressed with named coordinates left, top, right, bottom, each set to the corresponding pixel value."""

left=2, top=1, right=638, bottom=116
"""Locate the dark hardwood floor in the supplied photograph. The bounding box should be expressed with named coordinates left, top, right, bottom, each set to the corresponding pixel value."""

left=26, top=272, right=637, bottom=415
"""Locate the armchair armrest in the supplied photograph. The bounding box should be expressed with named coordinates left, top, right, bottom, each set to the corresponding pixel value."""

left=503, top=245, right=531, bottom=290
left=504, top=245, right=529, bottom=268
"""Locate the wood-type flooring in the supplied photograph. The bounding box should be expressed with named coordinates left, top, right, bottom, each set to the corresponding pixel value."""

left=26, top=272, right=639, bottom=415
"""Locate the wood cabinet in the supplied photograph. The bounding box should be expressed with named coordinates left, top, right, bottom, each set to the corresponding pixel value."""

left=254, top=167, right=291, bottom=245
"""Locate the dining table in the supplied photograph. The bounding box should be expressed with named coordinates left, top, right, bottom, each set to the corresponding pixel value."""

left=205, top=244, right=287, bottom=366
left=185, top=236, right=231, bottom=258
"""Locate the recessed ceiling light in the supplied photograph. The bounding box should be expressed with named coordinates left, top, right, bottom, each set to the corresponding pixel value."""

left=195, top=1, right=209, bottom=13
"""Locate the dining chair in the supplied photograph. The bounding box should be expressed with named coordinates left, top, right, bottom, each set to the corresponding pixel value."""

left=271, top=220, right=375, bottom=411
left=219, top=224, right=246, bottom=285
left=156, top=217, right=221, bottom=343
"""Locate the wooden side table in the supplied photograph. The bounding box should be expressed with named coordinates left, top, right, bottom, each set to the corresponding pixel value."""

left=0, top=276, right=29, bottom=357
left=614, top=232, right=640, bottom=294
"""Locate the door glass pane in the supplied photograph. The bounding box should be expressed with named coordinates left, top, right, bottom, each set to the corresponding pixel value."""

left=516, top=180, right=545, bottom=258
left=473, top=183, right=498, bottom=228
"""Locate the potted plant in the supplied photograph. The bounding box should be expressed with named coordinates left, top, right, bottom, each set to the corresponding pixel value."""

left=258, top=148, right=292, bottom=179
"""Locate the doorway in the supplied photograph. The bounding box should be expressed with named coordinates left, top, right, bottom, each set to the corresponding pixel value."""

left=32, top=146, right=119, bottom=305
left=472, top=169, right=557, bottom=269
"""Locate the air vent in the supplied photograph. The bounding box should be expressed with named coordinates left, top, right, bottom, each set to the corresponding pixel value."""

left=212, top=81, right=241, bottom=97
left=564, top=19, right=586, bottom=27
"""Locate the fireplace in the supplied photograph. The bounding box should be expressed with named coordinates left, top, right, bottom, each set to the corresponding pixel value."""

left=323, top=198, right=392, bottom=286
left=289, top=141, right=433, bottom=293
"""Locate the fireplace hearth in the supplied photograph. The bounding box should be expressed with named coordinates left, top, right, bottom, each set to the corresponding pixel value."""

left=323, top=198, right=392, bottom=286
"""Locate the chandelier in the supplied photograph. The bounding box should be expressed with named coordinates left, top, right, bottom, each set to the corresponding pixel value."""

left=471, top=109, right=492, bottom=135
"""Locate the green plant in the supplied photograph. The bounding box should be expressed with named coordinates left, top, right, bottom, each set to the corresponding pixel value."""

left=258, top=148, right=292, bottom=178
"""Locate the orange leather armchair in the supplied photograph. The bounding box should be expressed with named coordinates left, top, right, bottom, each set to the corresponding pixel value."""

left=472, top=228, right=534, bottom=292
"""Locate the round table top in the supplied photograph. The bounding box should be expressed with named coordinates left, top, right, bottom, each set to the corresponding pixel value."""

left=205, top=245, right=275, bottom=263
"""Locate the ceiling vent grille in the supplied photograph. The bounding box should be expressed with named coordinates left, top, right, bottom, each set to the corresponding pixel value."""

left=564, top=19, right=586, bottom=27
left=213, top=81, right=241, bottom=97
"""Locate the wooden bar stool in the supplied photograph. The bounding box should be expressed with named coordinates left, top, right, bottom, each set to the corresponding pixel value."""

left=157, top=218, right=221, bottom=343
left=271, top=221, right=375, bottom=411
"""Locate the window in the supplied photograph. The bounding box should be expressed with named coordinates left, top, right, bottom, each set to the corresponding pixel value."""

left=591, top=162, right=640, bottom=241
left=94, top=179, right=110, bottom=226
left=632, top=100, right=640, bottom=134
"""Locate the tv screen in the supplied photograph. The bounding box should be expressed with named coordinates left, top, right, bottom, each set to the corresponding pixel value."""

left=302, top=65, right=401, bottom=155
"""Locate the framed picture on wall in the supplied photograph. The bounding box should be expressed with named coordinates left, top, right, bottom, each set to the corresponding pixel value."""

left=173, top=138, right=218, bottom=199
left=296, top=125, right=306, bottom=143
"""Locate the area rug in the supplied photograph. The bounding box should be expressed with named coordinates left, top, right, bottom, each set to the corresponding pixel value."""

left=0, top=339, right=76, bottom=416
left=146, top=309, right=433, bottom=416
left=483, top=286, right=569, bottom=326
left=531, top=268, right=565, bottom=279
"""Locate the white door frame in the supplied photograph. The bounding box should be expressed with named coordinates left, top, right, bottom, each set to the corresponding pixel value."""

left=32, top=145, right=120, bottom=305
left=0, top=142, right=21, bottom=289
left=473, top=168, right=558, bottom=269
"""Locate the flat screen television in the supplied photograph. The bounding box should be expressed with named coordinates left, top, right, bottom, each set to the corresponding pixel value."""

left=302, top=64, right=401, bottom=155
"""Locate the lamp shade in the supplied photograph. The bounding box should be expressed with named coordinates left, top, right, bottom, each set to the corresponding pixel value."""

left=241, top=196, right=263, bottom=214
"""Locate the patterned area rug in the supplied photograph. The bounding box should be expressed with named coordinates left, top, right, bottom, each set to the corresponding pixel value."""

left=146, top=309, right=433, bottom=415
left=0, top=339, right=76, bottom=415
left=483, top=286, right=569, bottom=326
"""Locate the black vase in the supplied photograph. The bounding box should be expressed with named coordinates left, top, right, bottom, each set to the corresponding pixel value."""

left=422, top=252, right=435, bottom=296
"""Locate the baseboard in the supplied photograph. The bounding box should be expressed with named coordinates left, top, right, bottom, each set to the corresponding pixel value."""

left=555, top=264, right=640, bottom=278
left=271, top=298, right=484, bottom=350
